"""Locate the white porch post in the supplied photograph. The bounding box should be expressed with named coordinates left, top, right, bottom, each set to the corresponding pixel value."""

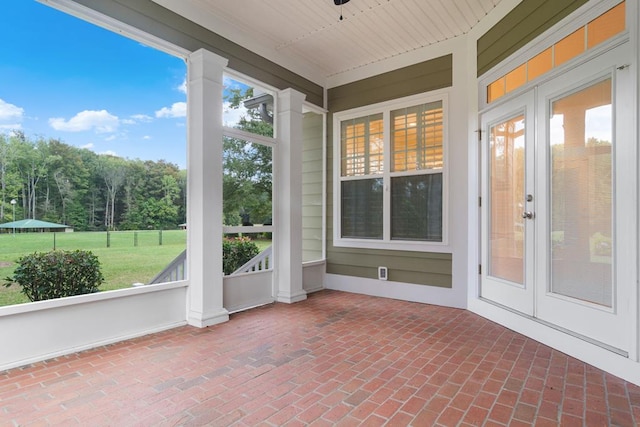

left=186, top=48, right=229, bottom=327
left=275, top=88, right=307, bottom=303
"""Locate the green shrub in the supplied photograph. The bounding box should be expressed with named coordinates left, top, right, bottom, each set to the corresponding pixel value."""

left=223, top=237, right=259, bottom=275
left=4, top=250, right=104, bottom=302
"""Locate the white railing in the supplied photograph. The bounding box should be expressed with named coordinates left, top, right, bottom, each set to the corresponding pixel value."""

left=230, top=245, right=273, bottom=275
left=148, top=245, right=272, bottom=284
left=149, top=249, right=187, bottom=284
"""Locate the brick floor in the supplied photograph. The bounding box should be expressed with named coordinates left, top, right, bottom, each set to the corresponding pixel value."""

left=1, top=290, right=639, bottom=426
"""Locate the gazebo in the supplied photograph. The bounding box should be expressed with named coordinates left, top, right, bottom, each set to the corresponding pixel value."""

left=0, top=219, right=72, bottom=233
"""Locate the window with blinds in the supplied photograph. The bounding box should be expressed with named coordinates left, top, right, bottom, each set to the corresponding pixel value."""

left=341, top=114, right=384, bottom=177
left=336, top=96, right=446, bottom=246
left=391, top=101, right=443, bottom=172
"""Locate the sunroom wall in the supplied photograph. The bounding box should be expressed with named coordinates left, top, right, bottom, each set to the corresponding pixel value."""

left=468, top=0, right=640, bottom=386
left=302, top=112, right=325, bottom=263
left=325, top=51, right=472, bottom=308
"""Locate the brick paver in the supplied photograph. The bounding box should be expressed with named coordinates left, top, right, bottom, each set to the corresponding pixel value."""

left=1, top=290, right=639, bottom=426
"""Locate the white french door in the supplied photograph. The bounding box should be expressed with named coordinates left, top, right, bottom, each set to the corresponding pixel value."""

left=481, top=43, right=634, bottom=353
left=480, top=92, right=535, bottom=316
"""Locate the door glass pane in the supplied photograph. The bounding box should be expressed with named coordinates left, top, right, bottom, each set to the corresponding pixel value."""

left=489, top=115, right=525, bottom=284
left=550, top=78, right=612, bottom=307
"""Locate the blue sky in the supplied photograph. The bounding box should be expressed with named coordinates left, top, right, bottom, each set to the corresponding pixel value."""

left=0, top=1, right=188, bottom=167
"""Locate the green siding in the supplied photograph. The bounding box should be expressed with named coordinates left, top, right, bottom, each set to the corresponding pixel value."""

left=477, top=0, right=589, bottom=76
left=71, top=0, right=323, bottom=107
left=327, top=248, right=452, bottom=287
left=302, top=112, right=324, bottom=262
left=326, top=56, right=454, bottom=288
left=328, top=55, right=452, bottom=112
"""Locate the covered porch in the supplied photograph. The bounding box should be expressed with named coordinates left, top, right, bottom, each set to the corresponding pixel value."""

left=1, top=1, right=640, bottom=424
left=2, top=290, right=639, bottom=426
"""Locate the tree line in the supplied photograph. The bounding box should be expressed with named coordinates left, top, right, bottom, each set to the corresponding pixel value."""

left=0, top=132, right=185, bottom=231
left=0, top=87, right=274, bottom=232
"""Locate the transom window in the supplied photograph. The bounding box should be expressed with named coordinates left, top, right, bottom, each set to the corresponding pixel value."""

left=486, top=1, right=625, bottom=104
left=334, top=94, right=447, bottom=249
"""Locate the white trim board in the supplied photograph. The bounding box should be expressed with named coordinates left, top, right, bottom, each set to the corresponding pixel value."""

left=325, top=274, right=466, bottom=309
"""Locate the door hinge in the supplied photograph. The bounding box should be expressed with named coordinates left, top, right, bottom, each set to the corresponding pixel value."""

left=478, top=264, right=482, bottom=275
left=478, top=196, right=482, bottom=207
left=476, top=129, right=482, bottom=141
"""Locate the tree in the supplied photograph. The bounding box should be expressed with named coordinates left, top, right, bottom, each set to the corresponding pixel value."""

left=96, top=155, right=126, bottom=230
left=0, top=134, right=16, bottom=220
left=12, top=137, right=52, bottom=219
left=0, top=133, right=187, bottom=230
left=223, top=87, right=273, bottom=226
left=46, top=139, right=91, bottom=227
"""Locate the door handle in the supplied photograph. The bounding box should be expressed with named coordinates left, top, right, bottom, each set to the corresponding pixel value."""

left=522, top=211, right=534, bottom=219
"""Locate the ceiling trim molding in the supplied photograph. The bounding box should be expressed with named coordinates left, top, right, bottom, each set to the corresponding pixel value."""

left=151, top=0, right=328, bottom=87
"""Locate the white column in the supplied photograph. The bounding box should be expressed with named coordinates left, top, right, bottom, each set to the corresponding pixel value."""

left=186, top=49, right=229, bottom=327
left=275, top=88, right=307, bottom=303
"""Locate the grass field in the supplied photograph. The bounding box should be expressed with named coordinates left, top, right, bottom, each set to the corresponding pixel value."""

left=0, top=230, right=187, bottom=307
left=0, top=231, right=272, bottom=307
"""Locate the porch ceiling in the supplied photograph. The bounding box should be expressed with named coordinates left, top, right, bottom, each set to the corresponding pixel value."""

left=152, top=0, right=503, bottom=85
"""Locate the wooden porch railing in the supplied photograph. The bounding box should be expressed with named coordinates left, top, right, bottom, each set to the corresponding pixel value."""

left=147, top=245, right=273, bottom=284
left=229, top=245, right=273, bottom=275
left=148, top=249, right=187, bottom=284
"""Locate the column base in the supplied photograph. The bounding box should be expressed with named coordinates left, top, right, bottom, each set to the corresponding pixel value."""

left=277, top=289, right=307, bottom=304
left=187, top=308, right=229, bottom=328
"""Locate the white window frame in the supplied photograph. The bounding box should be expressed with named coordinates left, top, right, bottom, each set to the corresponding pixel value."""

left=221, top=71, right=278, bottom=234
left=333, top=91, right=449, bottom=251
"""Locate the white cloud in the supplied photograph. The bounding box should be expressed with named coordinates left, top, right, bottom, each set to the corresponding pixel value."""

left=49, top=110, right=119, bottom=133
left=155, top=102, right=186, bottom=118
left=80, top=143, right=94, bottom=149
left=0, top=99, right=24, bottom=123
left=223, top=101, right=249, bottom=127
left=178, top=78, right=187, bottom=94
left=100, top=150, right=118, bottom=157
left=0, top=123, right=22, bottom=130
left=143, top=135, right=151, bottom=140
left=104, top=134, right=117, bottom=142
left=122, top=114, right=152, bottom=125
left=130, top=114, right=153, bottom=123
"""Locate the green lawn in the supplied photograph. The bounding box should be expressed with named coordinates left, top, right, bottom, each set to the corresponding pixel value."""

left=0, top=230, right=186, bottom=307
left=0, top=231, right=272, bottom=307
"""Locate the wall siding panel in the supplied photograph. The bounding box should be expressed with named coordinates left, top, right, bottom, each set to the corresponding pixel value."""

left=302, top=112, right=324, bottom=262
left=477, top=0, right=588, bottom=76
left=327, top=55, right=453, bottom=288
left=72, top=0, right=324, bottom=107
left=329, top=55, right=452, bottom=112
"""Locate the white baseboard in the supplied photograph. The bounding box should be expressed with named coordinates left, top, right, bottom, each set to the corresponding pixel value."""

left=325, top=274, right=466, bottom=308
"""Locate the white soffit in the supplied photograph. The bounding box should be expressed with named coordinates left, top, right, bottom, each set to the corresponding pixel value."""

left=152, top=0, right=503, bottom=86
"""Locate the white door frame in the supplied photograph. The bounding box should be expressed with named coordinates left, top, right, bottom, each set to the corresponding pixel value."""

left=479, top=91, right=536, bottom=316
left=479, top=41, right=636, bottom=355
left=534, top=42, right=635, bottom=354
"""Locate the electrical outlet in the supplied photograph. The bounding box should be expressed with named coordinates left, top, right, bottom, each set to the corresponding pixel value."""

left=378, top=266, right=388, bottom=281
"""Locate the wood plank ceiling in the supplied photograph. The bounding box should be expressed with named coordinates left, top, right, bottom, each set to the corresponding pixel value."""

left=153, top=0, right=503, bottom=84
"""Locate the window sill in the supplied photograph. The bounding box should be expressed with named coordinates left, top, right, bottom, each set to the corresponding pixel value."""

left=333, top=238, right=451, bottom=253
